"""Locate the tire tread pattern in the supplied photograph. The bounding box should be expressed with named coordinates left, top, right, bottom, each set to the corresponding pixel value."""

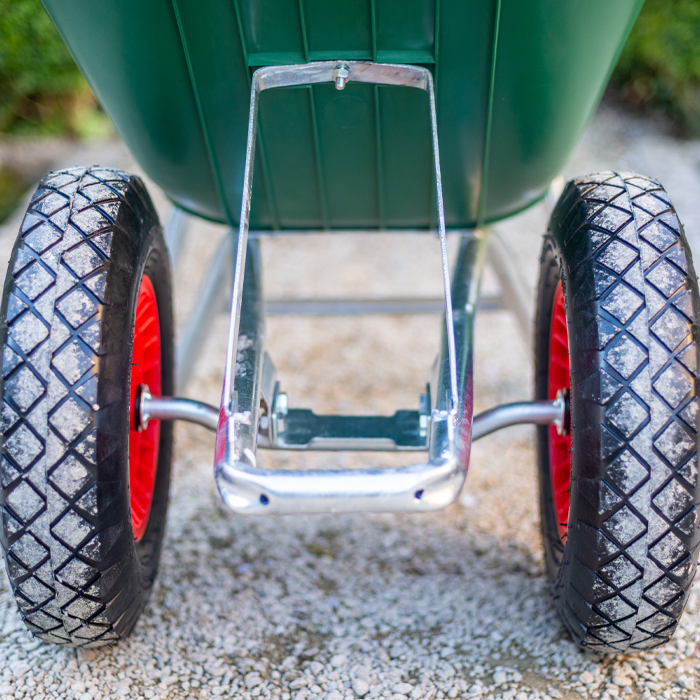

left=546, top=172, right=700, bottom=653
left=2, top=167, right=141, bottom=646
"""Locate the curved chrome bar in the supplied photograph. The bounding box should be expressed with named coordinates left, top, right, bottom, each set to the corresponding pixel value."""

left=216, top=451, right=463, bottom=515
left=471, top=399, right=564, bottom=441
left=138, top=395, right=564, bottom=445
left=139, top=392, right=219, bottom=431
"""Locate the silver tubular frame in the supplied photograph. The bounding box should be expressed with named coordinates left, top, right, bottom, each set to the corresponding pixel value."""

left=220, top=61, right=458, bottom=417
left=486, top=232, right=533, bottom=348
left=176, top=230, right=235, bottom=391
left=163, top=206, right=190, bottom=267
left=214, top=61, right=476, bottom=515
left=265, top=293, right=505, bottom=316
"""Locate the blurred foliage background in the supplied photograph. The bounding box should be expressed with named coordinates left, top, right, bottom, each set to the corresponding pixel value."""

left=615, top=0, right=700, bottom=136
left=0, top=0, right=111, bottom=139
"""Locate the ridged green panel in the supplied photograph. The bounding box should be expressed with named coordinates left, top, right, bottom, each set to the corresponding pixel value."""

left=483, top=0, right=645, bottom=223
left=376, top=0, right=435, bottom=61
left=304, top=0, right=373, bottom=61
left=41, top=0, right=644, bottom=231
left=238, top=0, right=307, bottom=65
left=258, top=88, right=325, bottom=228
left=41, top=0, right=222, bottom=221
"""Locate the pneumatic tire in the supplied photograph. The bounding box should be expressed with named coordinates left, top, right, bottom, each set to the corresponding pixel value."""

left=535, top=172, right=700, bottom=652
left=0, top=167, right=174, bottom=646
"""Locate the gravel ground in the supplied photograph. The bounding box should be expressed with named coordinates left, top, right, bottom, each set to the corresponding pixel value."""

left=2, top=95, right=700, bottom=700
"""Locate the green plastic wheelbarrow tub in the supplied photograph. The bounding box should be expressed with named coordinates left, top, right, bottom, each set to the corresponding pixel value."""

left=42, top=0, right=643, bottom=230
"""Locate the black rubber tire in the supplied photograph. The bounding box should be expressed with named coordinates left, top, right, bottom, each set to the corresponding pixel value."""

left=535, top=171, right=700, bottom=653
left=0, top=167, right=174, bottom=646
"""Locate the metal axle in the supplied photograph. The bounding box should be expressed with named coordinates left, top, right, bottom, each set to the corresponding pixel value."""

left=138, top=391, right=566, bottom=445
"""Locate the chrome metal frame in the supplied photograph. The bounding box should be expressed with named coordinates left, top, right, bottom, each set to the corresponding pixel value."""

left=264, top=294, right=505, bottom=316
left=486, top=232, right=533, bottom=347
left=152, top=61, right=564, bottom=518
left=212, top=61, right=476, bottom=515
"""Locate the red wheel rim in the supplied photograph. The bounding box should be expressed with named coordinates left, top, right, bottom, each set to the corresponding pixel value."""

left=548, top=281, right=571, bottom=542
left=129, top=275, right=161, bottom=543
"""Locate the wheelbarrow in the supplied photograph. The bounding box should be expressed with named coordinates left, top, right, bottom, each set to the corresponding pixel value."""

left=2, top=0, right=698, bottom=655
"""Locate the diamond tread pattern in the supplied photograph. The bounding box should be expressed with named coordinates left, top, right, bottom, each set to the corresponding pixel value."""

left=1, top=167, right=137, bottom=646
left=550, top=172, right=700, bottom=652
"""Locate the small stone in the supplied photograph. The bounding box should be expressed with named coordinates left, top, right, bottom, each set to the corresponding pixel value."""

left=330, top=655, right=347, bottom=668
left=80, top=694, right=93, bottom=700
left=327, top=691, right=344, bottom=700
left=579, top=672, right=595, bottom=684
left=245, top=673, right=262, bottom=689
left=309, top=661, right=324, bottom=676
left=10, top=664, right=30, bottom=680
left=493, top=671, right=507, bottom=685
left=393, top=685, right=413, bottom=695
left=613, top=676, right=632, bottom=688
left=352, top=679, right=369, bottom=696
left=0, top=684, right=14, bottom=695
left=290, top=678, right=308, bottom=690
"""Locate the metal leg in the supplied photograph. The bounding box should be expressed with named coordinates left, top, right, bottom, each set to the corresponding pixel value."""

left=481, top=174, right=565, bottom=346
left=163, top=206, right=190, bottom=267
left=210, top=62, right=466, bottom=514
left=175, top=230, right=234, bottom=391
left=486, top=231, right=533, bottom=347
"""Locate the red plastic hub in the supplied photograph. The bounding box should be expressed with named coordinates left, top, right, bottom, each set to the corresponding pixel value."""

left=129, top=275, right=161, bottom=543
left=548, top=281, right=571, bottom=542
